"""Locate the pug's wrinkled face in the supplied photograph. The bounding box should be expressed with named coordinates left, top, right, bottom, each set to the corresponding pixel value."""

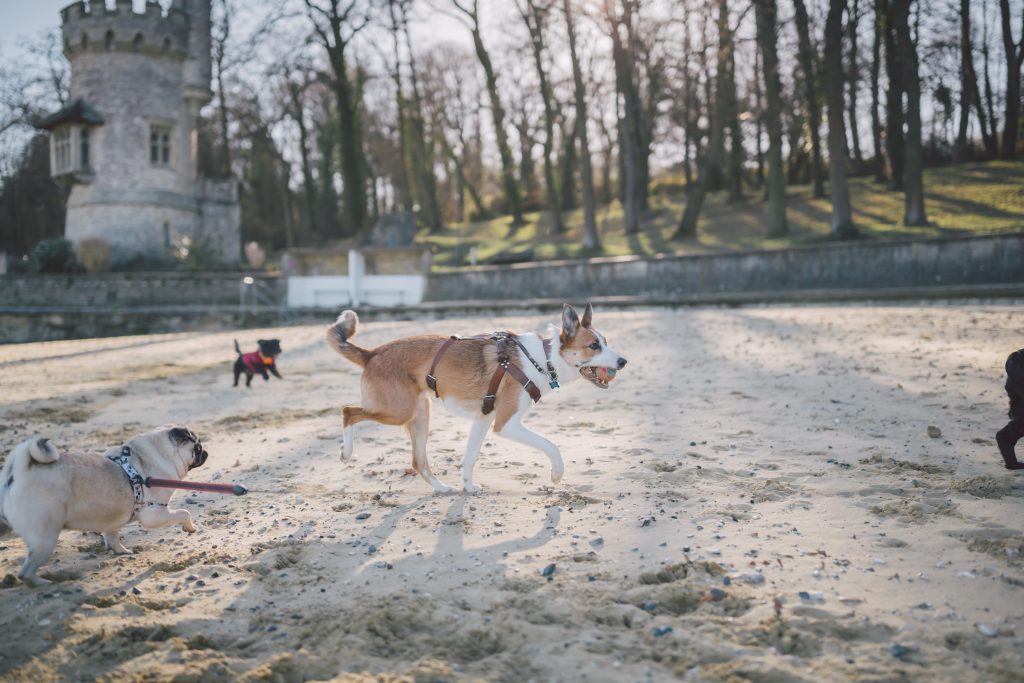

left=169, top=426, right=208, bottom=470
left=559, top=303, right=628, bottom=389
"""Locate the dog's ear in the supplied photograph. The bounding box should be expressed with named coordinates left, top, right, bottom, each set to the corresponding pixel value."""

left=168, top=426, right=197, bottom=446
left=561, top=304, right=581, bottom=342
left=581, top=303, right=593, bottom=329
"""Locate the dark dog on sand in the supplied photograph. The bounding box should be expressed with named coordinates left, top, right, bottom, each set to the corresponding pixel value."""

left=997, top=349, right=1024, bottom=470
left=233, top=339, right=283, bottom=387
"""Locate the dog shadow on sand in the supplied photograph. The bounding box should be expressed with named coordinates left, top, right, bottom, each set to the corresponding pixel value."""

left=0, top=488, right=562, bottom=678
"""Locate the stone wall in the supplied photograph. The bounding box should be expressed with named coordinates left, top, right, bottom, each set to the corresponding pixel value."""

left=425, top=233, right=1024, bottom=301
left=0, top=272, right=283, bottom=308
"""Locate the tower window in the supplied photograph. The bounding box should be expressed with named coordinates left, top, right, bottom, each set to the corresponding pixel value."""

left=81, top=33, right=88, bottom=50
left=132, top=33, right=144, bottom=51
left=150, top=124, right=171, bottom=166
left=105, top=30, right=114, bottom=50
left=80, top=127, right=91, bottom=169
left=53, top=128, right=72, bottom=174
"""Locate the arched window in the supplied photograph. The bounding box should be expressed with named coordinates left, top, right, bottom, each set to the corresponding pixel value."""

left=162, top=37, right=171, bottom=53
left=132, top=33, right=144, bottom=51
left=105, top=30, right=114, bottom=50
left=81, top=33, right=89, bottom=50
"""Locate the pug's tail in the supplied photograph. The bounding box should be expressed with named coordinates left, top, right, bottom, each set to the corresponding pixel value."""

left=325, top=310, right=372, bottom=368
left=234, top=339, right=242, bottom=356
left=0, top=438, right=59, bottom=533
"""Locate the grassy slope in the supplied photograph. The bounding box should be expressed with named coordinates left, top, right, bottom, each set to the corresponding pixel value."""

left=418, top=160, right=1024, bottom=270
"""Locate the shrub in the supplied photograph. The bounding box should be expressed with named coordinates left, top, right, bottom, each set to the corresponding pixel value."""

left=29, top=238, right=82, bottom=274
left=75, top=238, right=112, bottom=273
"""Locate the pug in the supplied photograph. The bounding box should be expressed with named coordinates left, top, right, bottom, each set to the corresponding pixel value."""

left=0, top=425, right=209, bottom=587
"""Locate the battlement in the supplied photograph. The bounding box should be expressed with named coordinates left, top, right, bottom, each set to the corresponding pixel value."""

left=60, top=0, right=190, bottom=60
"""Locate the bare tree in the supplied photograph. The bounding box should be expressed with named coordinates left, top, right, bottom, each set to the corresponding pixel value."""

left=755, top=0, right=787, bottom=236
left=563, top=0, right=600, bottom=249
left=891, top=0, right=927, bottom=225
left=793, top=0, right=826, bottom=198
left=869, top=0, right=885, bottom=181
left=303, top=0, right=372, bottom=237
left=999, top=0, right=1023, bottom=159
left=451, top=0, right=525, bottom=226
left=518, top=0, right=564, bottom=232
left=825, top=0, right=856, bottom=237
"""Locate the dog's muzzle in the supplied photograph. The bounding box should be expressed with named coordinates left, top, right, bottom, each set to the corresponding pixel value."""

left=190, top=442, right=209, bottom=470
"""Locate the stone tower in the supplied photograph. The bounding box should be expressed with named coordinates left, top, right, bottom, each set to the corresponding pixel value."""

left=38, top=0, right=240, bottom=265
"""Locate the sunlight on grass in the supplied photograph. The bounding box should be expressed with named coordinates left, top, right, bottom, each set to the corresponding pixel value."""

left=417, top=161, right=1024, bottom=271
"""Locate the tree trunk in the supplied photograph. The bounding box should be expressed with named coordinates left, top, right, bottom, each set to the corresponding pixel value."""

left=754, top=42, right=765, bottom=187
left=515, top=115, right=537, bottom=196
left=983, top=11, right=1000, bottom=148
left=755, top=0, right=787, bottom=236
left=607, top=0, right=643, bottom=234
left=401, top=15, right=443, bottom=231
left=954, top=0, right=973, bottom=162
left=870, top=0, right=885, bottom=181
left=289, top=81, right=318, bottom=239
left=846, top=0, right=864, bottom=170
left=459, top=1, right=524, bottom=225
left=826, top=0, right=856, bottom=237
left=558, top=118, right=578, bottom=211
left=880, top=0, right=905, bottom=191
left=793, top=0, right=826, bottom=198
left=705, top=0, right=730, bottom=193
left=891, top=0, right=927, bottom=225
left=387, top=0, right=413, bottom=212
left=999, top=0, right=1023, bottom=159
left=521, top=0, right=564, bottom=232
left=726, top=33, right=744, bottom=202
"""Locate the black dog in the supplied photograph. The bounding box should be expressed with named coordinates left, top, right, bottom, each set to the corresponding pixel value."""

left=233, top=339, right=283, bottom=387
left=996, top=348, right=1024, bottom=470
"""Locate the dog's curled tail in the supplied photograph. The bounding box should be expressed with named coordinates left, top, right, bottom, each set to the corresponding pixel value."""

left=325, top=310, right=372, bottom=368
left=0, top=438, right=59, bottom=534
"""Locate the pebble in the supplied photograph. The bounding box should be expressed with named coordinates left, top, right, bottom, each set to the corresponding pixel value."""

left=355, top=512, right=371, bottom=521
left=539, top=564, right=556, bottom=578
left=641, top=602, right=657, bottom=612
left=653, top=626, right=673, bottom=637
left=742, top=573, right=765, bottom=585
left=798, top=591, right=825, bottom=602
left=132, top=587, right=141, bottom=595
left=722, top=576, right=731, bottom=586
left=707, top=588, right=727, bottom=602
left=589, top=537, right=604, bottom=548
left=707, top=548, right=721, bottom=556
left=957, top=571, right=976, bottom=579
left=889, top=643, right=910, bottom=658
left=367, top=545, right=377, bottom=554
left=978, top=624, right=997, bottom=638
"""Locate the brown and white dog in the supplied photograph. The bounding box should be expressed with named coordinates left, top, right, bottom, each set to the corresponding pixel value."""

left=325, top=303, right=627, bottom=493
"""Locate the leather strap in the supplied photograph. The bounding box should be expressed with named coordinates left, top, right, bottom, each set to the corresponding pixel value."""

left=426, top=335, right=459, bottom=397
left=427, top=331, right=543, bottom=415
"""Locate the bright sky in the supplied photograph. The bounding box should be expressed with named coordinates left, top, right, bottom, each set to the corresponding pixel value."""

left=0, top=0, right=69, bottom=56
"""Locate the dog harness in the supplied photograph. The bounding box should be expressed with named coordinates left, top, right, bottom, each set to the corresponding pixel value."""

left=110, top=446, right=147, bottom=522
left=426, top=332, right=559, bottom=415
left=240, top=351, right=272, bottom=374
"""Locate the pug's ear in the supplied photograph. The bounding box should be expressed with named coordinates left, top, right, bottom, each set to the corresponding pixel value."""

left=581, top=302, right=593, bottom=329
left=561, top=304, right=581, bottom=342
left=168, top=426, right=197, bottom=446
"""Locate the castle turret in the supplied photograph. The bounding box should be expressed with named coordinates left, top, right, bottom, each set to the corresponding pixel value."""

left=179, top=0, right=213, bottom=107
left=37, top=0, right=238, bottom=265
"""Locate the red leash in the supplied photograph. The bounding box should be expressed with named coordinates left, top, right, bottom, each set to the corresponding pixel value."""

left=145, top=477, right=248, bottom=496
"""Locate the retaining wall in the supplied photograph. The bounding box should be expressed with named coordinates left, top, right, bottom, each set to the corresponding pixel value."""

left=425, top=232, right=1024, bottom=301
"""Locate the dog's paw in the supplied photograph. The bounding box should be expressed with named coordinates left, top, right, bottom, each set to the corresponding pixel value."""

left=463, top=482, right=481, bottom=495
left=20, top=575, right=51, bottom=588
left=182, top=520, right=197, bottom=533
left=432, top=482, right=454, bottom=494
left=550, top=469, right=564, bottom=484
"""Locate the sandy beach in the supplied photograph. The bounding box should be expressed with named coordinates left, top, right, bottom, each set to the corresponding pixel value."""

left=0, top=303, right=1022, bottom=682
